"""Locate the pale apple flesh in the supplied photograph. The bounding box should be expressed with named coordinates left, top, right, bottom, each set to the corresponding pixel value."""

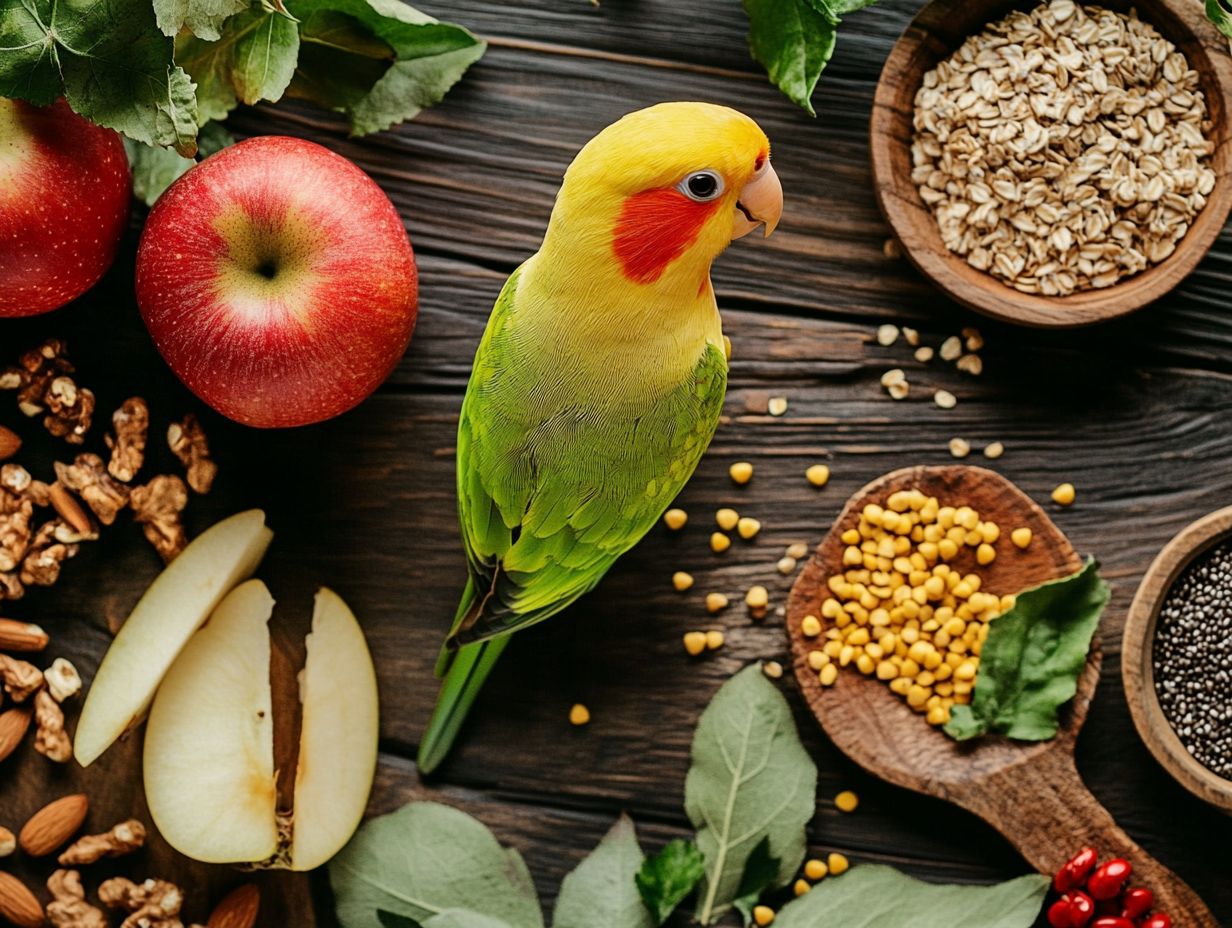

left=143, top=579, right=279, bottom=864
left=74, top=509, right=274, bottom=767
left=290, top=587, right=380, bottom=871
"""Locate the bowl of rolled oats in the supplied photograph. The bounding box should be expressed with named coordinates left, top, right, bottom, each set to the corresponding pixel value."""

left=871, top=0, right=1232, bottom=326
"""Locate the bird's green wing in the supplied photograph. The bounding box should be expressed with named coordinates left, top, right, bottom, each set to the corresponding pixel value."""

left=451, top=269, right=727, bottom=646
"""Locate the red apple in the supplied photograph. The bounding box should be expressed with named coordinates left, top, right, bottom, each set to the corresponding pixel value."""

left=0, top=98, right=130, bottom=317
left=135, top=136, right=418, bottom=428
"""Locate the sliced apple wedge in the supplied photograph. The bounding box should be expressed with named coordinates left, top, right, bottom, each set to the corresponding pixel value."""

left=290, top=587, right=379, bottom=871
left=143, top=579, right=279, bottom=863
left=75, top=509, right=274, bottom=767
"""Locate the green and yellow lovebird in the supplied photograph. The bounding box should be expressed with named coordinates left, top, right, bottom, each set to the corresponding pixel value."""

left=419, top=102, right=783, bottom=773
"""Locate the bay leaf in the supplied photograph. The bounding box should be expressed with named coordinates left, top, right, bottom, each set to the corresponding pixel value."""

left=552, top=815, right=652, bottom=928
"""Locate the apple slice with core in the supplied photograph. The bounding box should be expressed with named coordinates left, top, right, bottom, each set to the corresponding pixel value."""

left=75, top=510, right=274, bottom=767
left=143, top=579, right=279, bottom=863
left=290, top=587, right=380, bottom=871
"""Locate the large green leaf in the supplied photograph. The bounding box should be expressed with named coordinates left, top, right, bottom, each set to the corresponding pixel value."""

left=0, top=0, right=197, bottom=153
left=687, top=665, right=817, bottom=924
left=635, top=840, right=704, bottom=926
left=330, top=802, right=544, bottom=928
left=153, top=0, right=248, bottom=40
left=177, top=6, right=300, bottom=123
left=125, top=120, right=234, bottom=206
left=774, top=866, right=1048, bottom=927
left=552, top=816, right=652, bottom=928
left=946, top=559, right=1109, bottom=742
left=285, top=0, right=485, bottom=135
left=425, top=913, right=518, bottom=928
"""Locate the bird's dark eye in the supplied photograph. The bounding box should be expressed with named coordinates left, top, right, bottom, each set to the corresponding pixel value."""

left=679, top=170, right=724, bottom=202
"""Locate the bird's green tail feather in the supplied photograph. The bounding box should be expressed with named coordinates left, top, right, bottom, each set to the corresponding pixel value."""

left=418, top=635, right=510, bottom=775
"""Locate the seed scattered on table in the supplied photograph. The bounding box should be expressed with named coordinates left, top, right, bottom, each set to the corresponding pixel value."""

left=711, top=532, right=731, bottom=553
left=915, top=346, right=935, bottom=363
left=939, top=336, right=963, bottom=362
left=983, top=441, right=1004, bottom=459
left=806, top=464, right=830, bottom=487
left=683, top=631, right=708, bottom=656
left=706, top=592, right=729, bottom=613
left=737, top=517, right=761, bottom=540
left=768, top=396, right=788, bottom=417
left=962, top=328, right=984, bottom=352
left=804, top=859, right=828, bottom=881
left=746, top=585, right=769, bottom=610
left=935, top=389, right=957, bottom=409
left=716, top=507, right=739, bottom=531
left=763, top=660, right=783, bottom=679
left=1012, top=527, right=1034, bottom=549
left=705, top=630, right=725, bottom=651
left=828, top=852, right=850, bottom=875
left=877, top=324, right=900, bottom=347
left=819, top=663, right=839, bottom=686
left=663, top=508, right=687, bottom=531
left=569, top=704, right=590, bottom=726
left=729, top=461, right=753, bottom=485
left=753, top=905, right=776, bottom=927
left=835, top=790, right=859, bottom=813
left=801, top=614, right=822, bottom=637
left=778, top=556, right=798, bottom=575
left=902, top=327, right=920, bottom=346
left=956, top=354, right=983, bottom=376
left=786, top=542, right=809, bottom=559
left=949, top=438, right=971, bottom=459
left=793, top=879, right=811, bottom=897
left=672, top=571, right=694, bottom=592
left=1052, top=482, right=1076, bottom=506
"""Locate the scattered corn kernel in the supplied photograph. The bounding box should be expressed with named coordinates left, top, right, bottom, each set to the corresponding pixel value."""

left=705, top=630, right=725, bottom=651
left=753, top=905, right=775, bottom=927
left=778, top=556, right=798, bottom=575
left=881, top=368, right=906, bottom=387
left=962, top=327, right=984, bottom=351
left=827, top=853, right=850, bottom=876
left=716, top=508, right=740, bottom=531
left=804, top=859, right=828, bottom=881
left=934, top=389, right=957, bottom=409
left=806, top=464, right=831, bottom=487
left=768, top=396, right=789, bottom=417
left=663, top=508, right=688, bottom=530
left=793, top=879, right=811, bottom=897
left=1011, top=527, right=1033, bottom=549
left=569, top=703, right=590, bottom=726
left=939, top=335, right=962, bottom=361
left=786, top=542, right=809, bottom=559
left=903, top=327, right=920, bottom=346
left=949, top=438, right=970, bottom=459
left=957, top=354, right=983, bottom=376
left=976, top=543, right=996, bottom=566
left=915, top=346, right=934, bottom=363
left=834, top=790, right=859, bottom=813
left=888, top=380, right=909, bottom=400
left=801, top=614, right=822, bottom=637
left=737, top=517, right=761, bottom=540
left=730, top=462, right=754, bottom=485
left=706, top=592, right=730, bottom=613
left=808, top=650, right=829, bottom=670
left=983, top=441, right=1004, bottom=460
left=763, top=660, right=783, bottom=679
left=1052, top=482, right=1075, bottom=506
left=876, top=324, right=900, bottom=346
left=672, top=571, right=694, bottom=591
left=711, top=532, right=731, bottom=553
left=819, top=663, right=839, bottom=686
left=683, top=632, right=707, bottom=656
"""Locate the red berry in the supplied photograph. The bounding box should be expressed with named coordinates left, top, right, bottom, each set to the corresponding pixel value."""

left=1141, top=915, right=1172, bottom=928
left=1055, top=848, right=1098, bottom=892
left=1121, top=887, right=1153, bottom=919
left=1048, top=899, right=1075, bottom=928
left=1089, top=918, right=1133, bottom=928
left=1087, top=859, right=1132, bottom=900
left=1067, top=891, right=1095, bottom=927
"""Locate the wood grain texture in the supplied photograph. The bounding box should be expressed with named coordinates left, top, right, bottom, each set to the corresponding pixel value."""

left=1124, top=504, right=1232, bottom=812
left=871, top=0, right=1232, bottom=327
left=1, top=0, right=1231, bottom=925
left=786, top=465, right=1216, bottom=926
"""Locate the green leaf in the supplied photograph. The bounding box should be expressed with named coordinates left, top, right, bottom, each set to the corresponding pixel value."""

left=1208, top=0, right=1232, bottom=42
left=731, top=837, right=779, bottom=925
left=635, top=840, right=705, bottom=926
left=330, top=802, right=544, bottom=928
left=285, top=0, right=485, bottom=135
left=687, top=665, right=817, bottom=924
left=290, top=7, right=396, bottom=112
left=425, top=913, right=518, bottom=928
left=773, top=865, right=1049, bottom=928
left=0, top=0, right=198, bottom=153
left=945, top=559, right=1109, bottom=742
left=177, top=7, right=301, bottom=123
left=153, top=0, right=249, bottom=40
left=125, top=121, right=234, bottom=206
left=378, top=914, right=423, bottom=928
left=552, top=815, right=652, bottom=928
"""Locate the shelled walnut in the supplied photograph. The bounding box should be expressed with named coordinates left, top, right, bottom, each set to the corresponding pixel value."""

left=55, top=455, right=129, bottom=526
left=33, top=689, right=71, bottom=762
left=167, top=414, right=216, bottom=494
left=100, top=877, right=192, bottom=928
left=106, top=398, right=149, bottom=483
left=46, top=870, right=107, bottom=928
left=131, top=476, right=188, bottom=563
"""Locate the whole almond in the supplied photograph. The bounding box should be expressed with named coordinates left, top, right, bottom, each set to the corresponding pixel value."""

left=0, top=425, right=20, bottom=462
left=0, top=707, right=32, bottom=763
left=207, top=884, right=260, bottom=928
left=48, top=483, right=93, bottom=536
left=0, top=826, right=14, bottom=857
left=19, top=793, right=88, bottom=857
left=0, top=618, right=49, bottom=653
left=0, top=871, right=42, bottom=928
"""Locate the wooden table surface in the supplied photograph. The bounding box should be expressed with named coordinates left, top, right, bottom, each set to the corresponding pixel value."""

left=4, top=1, right=1232, bottom=925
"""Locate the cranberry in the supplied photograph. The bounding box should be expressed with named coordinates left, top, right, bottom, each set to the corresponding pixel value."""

left=1089, top=918, right=1134, bottom=928
left=1120, top=887, right=1154, bottom=919
left=1141, top=915, right=1172, bottom=928
left=1048, top=899, right=1075, bottom=928
left=1086, top=858, right=1132, bottom=900
left=1067, top=891, right=1095, bottom=927
left=1055, top=848, right=1099, bottom=892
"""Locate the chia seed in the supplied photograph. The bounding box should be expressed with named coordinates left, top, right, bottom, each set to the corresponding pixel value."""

left=1153, top=539, right=1232, bottom=780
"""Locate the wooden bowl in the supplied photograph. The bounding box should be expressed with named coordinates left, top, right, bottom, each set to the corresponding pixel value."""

left=1123, top=506, right=1232, bottom=812
left=870, top=0, right=1232, bottom=327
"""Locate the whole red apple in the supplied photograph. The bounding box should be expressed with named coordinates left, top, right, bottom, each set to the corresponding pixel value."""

left=135, top=136, right=418, bottom=428
left=0, top=98, right=130, bottom=317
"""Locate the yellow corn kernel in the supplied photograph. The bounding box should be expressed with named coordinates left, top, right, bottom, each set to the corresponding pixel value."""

left=753, top=905, right=776, bottom=927
left=899, top=658, right=921, bottom=677
left=926, top=704, right=950, bottom=726
left=801, top=614, right=822, bottom=637
left=976, top=543, right=996, bottom=566
left=738, top=517, right=762, bottom=540
left=794, top=879, right=811, bottom=897
left=876, top=660, right=898, bottom=680
left=663, top=508, right=687, bottom=530
left=819, top=598, right=840, bottom=619
left=819, top=663, right=839, bottom=686
left=806, top=464, right=831, bottom=488
left=804, top=859, right=828, bottom=881
left=954, top=660, right=978, bottom=681
left=746, top=585, right=769, bottom=610
left=907, top=640, right=932, bottom=664
left=711, top=532, right=731, bottom=553
left=841, top=528, right=861, bottom=545
left=980, top=522, right=1000, bottom=544
left=901, top=626, right=919, bottom=645
left=730, top=461, right=754, bottom=485
left=855, top=653, right=875, bottom=675
left=808, top=650, right=830, bottom=671
left=847, top=627, right=870, bottom=646
left=716, top=508, right=740, bottom=531
left=889, top=676, right=912, bottom=696
left=834, top=790, right=859, bottom=813
left=1011, top=527, right=1033, bottom=549
left=823, top=640, right=843, bottom=659
left=934, top=662, right=953, bottom=681
left=827, top=853, right=850, bottom=876
left=672, top=571, right=694, bottom=592
left=934, top=681, right=954, bottom=696
left=906, top=684, right=931, bottom=708
left=938, top=538, right=959, bottom=560
left=864, top=642, right=885, bottom=661
left=683, top=632, right=707, bottom=656
left=705, top=630, right=725, bottom=651
left=706, top=592, right=730, bottom=613
left=916, top=670, right=936, bottom=687
left=1051, top=482, right=1075, bottom=506
left=569, top=703, right=591, bottom=726
left=953, top=679, right=973, bottom=695
left=839, top=645, right=855, bottom=666
left=842, top=546, right=862, bottom=567
left=862, top=503, right=884, bottom=525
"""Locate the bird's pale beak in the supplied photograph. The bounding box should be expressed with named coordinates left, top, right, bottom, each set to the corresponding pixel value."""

left=732, top=162, right=783, bottom=239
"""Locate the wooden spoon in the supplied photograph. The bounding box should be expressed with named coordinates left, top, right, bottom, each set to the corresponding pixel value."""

left=787, top=465, right=1217, bottom=925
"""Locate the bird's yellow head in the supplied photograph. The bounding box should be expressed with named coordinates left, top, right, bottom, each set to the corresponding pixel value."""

left=540, top=102, right=782, bottom=291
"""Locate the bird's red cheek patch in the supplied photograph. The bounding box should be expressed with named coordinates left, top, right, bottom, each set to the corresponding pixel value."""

left=613, top=189, right=719, bottom=284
